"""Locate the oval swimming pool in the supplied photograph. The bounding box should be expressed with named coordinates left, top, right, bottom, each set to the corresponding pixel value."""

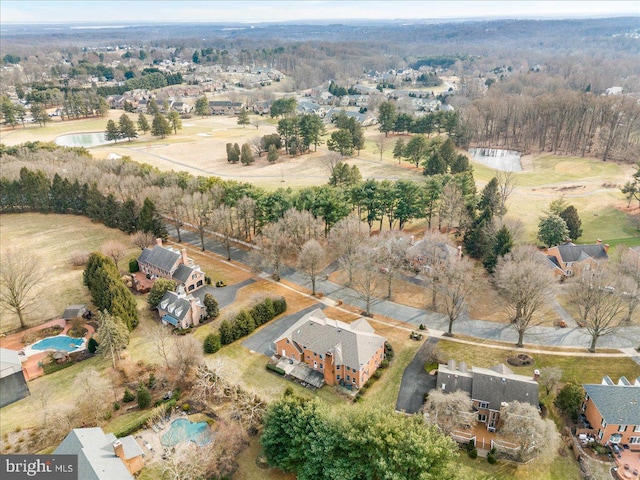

left=31, top=335, right=84, bottom=353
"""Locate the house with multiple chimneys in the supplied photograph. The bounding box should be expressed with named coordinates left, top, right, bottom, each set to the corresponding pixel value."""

left=436, top=360, right=540, bottom=432
left=54, top=427, right=144, bottom=479
left=406, top=236, right=462, bottom=274
left=273, top=308, right=386, bottom=389
left=136, top=239, right=205, bottom=293
left=156, top=286, right=205, bottom=329
left=582, top=376, right=640, bottom=449
left=545, top=240, right=609, bottom=277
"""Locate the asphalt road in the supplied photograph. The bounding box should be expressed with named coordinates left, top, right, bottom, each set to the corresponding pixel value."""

left=395, top=337, right=440, bottom=414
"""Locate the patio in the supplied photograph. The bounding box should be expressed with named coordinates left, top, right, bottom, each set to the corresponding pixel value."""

left=614, top=447, right=640, bottom=480
left=275, top=358, right=325, bottom=389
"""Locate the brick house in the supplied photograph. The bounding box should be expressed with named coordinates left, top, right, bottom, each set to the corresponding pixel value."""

left=582, top=376, right=640, bottom=449
left=436, top=360, right=540, bottom=431
left=55, top=427, right=144, bottom=479
left=545, top=240, right=609, bottom=277
left=157, top=287, right=205, bottom=329
left=136, top=239, right=205, bottom=293
left=274, top=308, right=386, bottom=389
left=406, top=236, right=461, bottom=274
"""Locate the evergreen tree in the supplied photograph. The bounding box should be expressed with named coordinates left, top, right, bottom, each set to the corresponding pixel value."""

left=559, top=205, right=582, bottom=241
left=195, top=96, right=209, bottom=117
left=378, top=101, right=397, bottom=137
left=95, top=310, right=130, bottom=368
left=392, top=138, right=405, bottom=164
left=423, top=151, right=447, bottom=176
left=237, top=107, right=250, bottom=127
left=138, top=197, right=167, bottom=239
left=219, top=319, right=235, bottom=345
left=203, top=293, right=219, bottom=319
left=537, top=214, right=569, bottom=247
left=118, top=113, right=138, bottom=141
left=267, top=144, right=279, bottom=164
left=151, top=113, right=171, bottom=138
left=483, top=225, right=513, bottom=273
left=105, top=119, right=121, bottom=143
left=147, top=278, right=176, bottom=309
left=241, top=143, right=255, bottom=165
left=137, top=384, right=151, bottom=409
left=203, top=333, right=221, bottom=354
left=137, top=113, right=150, bottom=133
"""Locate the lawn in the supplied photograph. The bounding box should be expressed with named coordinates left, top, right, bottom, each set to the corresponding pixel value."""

left=436, top=339, right=640, bottom=385
left=0, top=213, right=140, bottom=332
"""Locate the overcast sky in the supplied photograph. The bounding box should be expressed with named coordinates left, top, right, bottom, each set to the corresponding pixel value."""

left=2, top=1, right=639, bottom=24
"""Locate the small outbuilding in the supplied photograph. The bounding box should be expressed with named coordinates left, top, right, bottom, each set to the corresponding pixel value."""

left=62, top=305, right=87, bottom=321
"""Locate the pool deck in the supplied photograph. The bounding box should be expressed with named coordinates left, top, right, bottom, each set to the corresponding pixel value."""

left=0, top=319, right=94, bottom=380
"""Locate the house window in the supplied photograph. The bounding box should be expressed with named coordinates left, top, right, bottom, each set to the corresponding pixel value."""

left=337, top=375, right=341, bottom=381
left=286, top=339, right=290, bottom=344
left=629, top=437, right=640, bottom=444
left=320, top=363, right=323, bottom=369
left=619, top=425, right=627, bottom=432
left=314, top=352, right=317, bottom=357
left=188, top=284, right=194, bottom=291
left=352, top=377, right=356, bottom=384
left=336, top=365, right=340, bottom=369
left=598, top=430, right=603, bottom=440
left=634, top=426, right=640, bottom=432
left=306, top=355, right=310, bottom=360
left=609, top=433, right=623, bottom=444
left=319, top=354, right=322, bottom=359
left=346, top=375, right=350, bottom=381
left=192, top=274, right=197, bottom=279
left=196, top=280, right=203, bottom=287
left=478, top=402, right=489, bottom=409
left=602, top=420, right=607, bottom=428
left=478, top=414, right=487, bottom=423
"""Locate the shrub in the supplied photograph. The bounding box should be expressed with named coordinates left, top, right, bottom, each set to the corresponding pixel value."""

left=373, top=370, right=383, bottom=379
left=123, top=389, right=135, bottom=403
left=114, top=402, right=120, bottom=411
left=70, top=250, right=90, bottom=266
left=128, top=258, right=139, bottom=273
left=205, top=276, right=212, bottom=285
left=384, top=341, right=394, bottom=360
left=266, top=363, right=285, bottom=375
left=87, top=337, right=99, bottom=354
left=203, top=333, right=221, bottom=354
left=273, top=297, right=287, bottom=315
left=380, top=359, right=390, bottom=369
left=419, top=324, right=426, bottom=330
left=487, top=453, right=497, bottom=464
left=219, top=319, right=235, bottom=345
left=555, top=383, right=584, bottom=422
left=148, top=373, right=156, bottom=389
left=137, top=385, right=151, bottom=409
left=203, top=293, right=219, bottom=319
left=468, top=448, right=478, bottom=459
left=182, top=403, right=190, bottom=412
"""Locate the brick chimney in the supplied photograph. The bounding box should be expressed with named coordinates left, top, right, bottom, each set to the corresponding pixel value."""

left=156, top=238, right=163, bottom=247
left=533, top=369, right=540, bottom=382
left=190, top=297, right=200, bottom=327
left=181, top=248, right=189, bottom=266
left=113, top=440, right=125, bottom=459
left=324, top=352, right=335, bottom=385
left=604, top=244, right=610, bottom=253
left=596, top=239, right=602, bottom=245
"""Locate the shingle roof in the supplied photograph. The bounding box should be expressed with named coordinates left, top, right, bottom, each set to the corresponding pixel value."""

left=173, top=264, right=195, bottom=283
left=54, top=428, right=136, bottom=480
left=471, top=365, right=539, bottom=410
left=436, top=363, right=473, bottom=395
left=275, top=309, right=385, bottom=371
left=138, top=245, right=180, bottom=273
left=158, top=291, right=193, bottom=321
left=557, top=243, right=609, bottom=263
left=0, top=348, right=22, bottom=377
left=583, top=384, right=640, bottom=425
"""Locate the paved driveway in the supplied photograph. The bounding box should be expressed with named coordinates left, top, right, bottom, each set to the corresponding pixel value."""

left=241, top=304, right=324, bottom=357
left=193, top=278, right=255, bottom=309
left=395, top=337, right=439, bottom=414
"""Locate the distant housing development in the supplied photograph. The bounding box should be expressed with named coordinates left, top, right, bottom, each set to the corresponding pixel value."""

left=274, top=309, right=386, bottom=389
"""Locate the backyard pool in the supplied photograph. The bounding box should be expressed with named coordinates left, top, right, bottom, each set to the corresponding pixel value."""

left=161, top=418, right=212, bottom=447
left=31, top=335, right=84, bottom=353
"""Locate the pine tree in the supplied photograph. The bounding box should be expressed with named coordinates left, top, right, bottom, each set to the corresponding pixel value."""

left=237, top=107, right=250, bottom=127
left=167, top=111, right=182, bottom=134
left=151, top=113, right=171, bottom=138
left=138, top=197, right=167, bottom=239
left=96, top=310, right=130, bottom=368
left=559, top=205, right=582, bottom=241
left=241, top=143, right=255, bottom=165
left=137, top=113, right=150, bottom=133
left=105, top=119, right=121, bottom=143
left=267, top=144, right=279, bottom=163
left=118, top=113, right=138, bottom=141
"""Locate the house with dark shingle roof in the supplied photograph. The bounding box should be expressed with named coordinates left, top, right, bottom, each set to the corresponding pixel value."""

left=54, top=427, right=144, bottom=479
left=274, top=308, right=386, bottom=389
left=583, top=377, right=640, bottom=449
left=545, top=240, right=609, bottom=277
left=157, top=287, right=205, bottom=329
left=0, top=348, right=30, bottom=408
left=136, top=239, right=205, bottom=293
left=437, top=360, right=540, bottom=432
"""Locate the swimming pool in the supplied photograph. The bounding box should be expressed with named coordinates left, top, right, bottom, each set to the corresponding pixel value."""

left=161, top=418, right=212, bottom=447
left=31, top=335, right=84, bottom=353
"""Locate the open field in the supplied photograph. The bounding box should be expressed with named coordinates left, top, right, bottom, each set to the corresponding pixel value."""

left=0, top=213, right=140, bottom=332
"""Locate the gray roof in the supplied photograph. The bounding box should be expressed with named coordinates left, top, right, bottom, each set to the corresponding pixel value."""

left=437, top=361, right=539, bottom=411
left=407, top=239, right=458, bottom=261
left=54, top=428, right=137, bottom=480
left=63, top=304, right=86, bottom=319
left=557, top=243, right=609, bottom=263
left=158, top=291, right=198, bottom=321
left=471, top=364, right=539, bottom=410
left=275, top=309, right=385, bottom=371
left=173, top=263, right=195, bottom=283
left=0, top=348, right=22, bottom=378
left=583, top=384, right=640, bottom=425
left=138, top=245, right=180, bottom=273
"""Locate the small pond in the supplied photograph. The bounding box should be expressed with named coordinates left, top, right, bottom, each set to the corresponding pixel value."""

left=468, top=147, right=522, bottom=172
left=55, top=132, right=110, bottom=148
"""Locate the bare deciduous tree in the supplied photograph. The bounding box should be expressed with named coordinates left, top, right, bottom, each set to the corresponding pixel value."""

left=494, top=246, right=555, bottom=347
left=148, top=322, right=173, bottom=370
left=412, top=231, right=456, bottom=311
left=101, top=240, right=128, bottom=267
left=96, top=310, right=130, bottom=369
left=351, top=240, right=381, bottom=316
left=375, top=232, right=411, bottom=299
left=72, top=367, right=112, bottom=425
left=539, top=366, right=562, bottom=396
left=171, top=335, right=203, bottom=377
left=158, top=185, right=186, bottom=243
left=182, top=191, right=216, bottom=251
left=423, top=390, right=476, bottom=435
left=299, top=239, right=326, bottom=296
left=130, top=231, right=156, bottom=251
left=500, top=401, right=549, bottom=462
left=249, top=221, right=292, bottom=281
left=0, top=248, right=45, bottom=328
left=438, top=257, right=478, bottom=336
left=496, top=171, right=516, bottom=220
left=236, top=195, right=257, bottom=240
left=281, top=208, right=323, bottom=252
left=211, top=204, right=235, bottom=261
left=329, top=213, right=367, bottom=284
left=373, top=134, right=387, bottom=162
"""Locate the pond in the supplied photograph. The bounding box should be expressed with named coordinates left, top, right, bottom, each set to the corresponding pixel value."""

left=55, top=132, right=111, bottom=148
left=468, top=148, right=522, bottom=172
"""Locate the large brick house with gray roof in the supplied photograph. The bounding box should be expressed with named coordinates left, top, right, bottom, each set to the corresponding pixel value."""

left=136, top=239, right=205, bottom=293
left=437, top=360, right=540, bottom=431
left=583, top=376, right=640, bottom=449
left=545, top=240, right=609, bottom=277
left=274, top=308, right=386, bottom=388
left=157, top=287, right=205, bottom=330
left=54, top=427, right=144, bottom=479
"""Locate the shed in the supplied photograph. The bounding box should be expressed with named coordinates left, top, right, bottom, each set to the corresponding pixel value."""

left=63, top=305, right=87, bottom=320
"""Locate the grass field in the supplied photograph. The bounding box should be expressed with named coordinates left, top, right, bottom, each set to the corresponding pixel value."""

left=0, top=213, right=140, bottom=332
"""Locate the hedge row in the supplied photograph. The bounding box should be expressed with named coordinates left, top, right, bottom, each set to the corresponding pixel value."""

left=266, top=363, right=286, bottom=375
left=219, top=297, right=287, bottom=345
